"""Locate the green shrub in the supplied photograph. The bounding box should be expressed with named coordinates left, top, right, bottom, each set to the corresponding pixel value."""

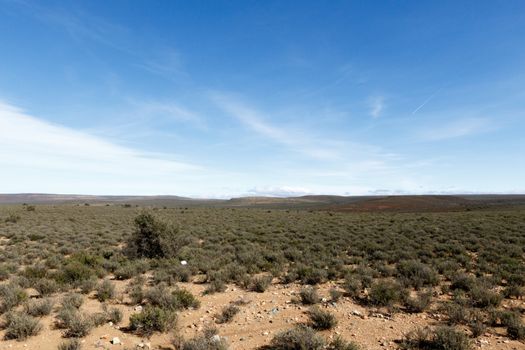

left=175, top=327, right=229, bottom=350
left=327, top=336, right=361, bottom=350
left=57, top=262, right=96, bottom=286
left=129, top=284, right=144, bottom=305
left=61, top=293, right=84, bottom=309
left=307, top=306, right=338, bottom=330
left=204, top=279, right=227, bottom=295
left=3, top=312, right=42, bottom=340
left=443, top=302, right=470, bottom=325
left=397, top=260, right=439, bottom=289
left=401, top=326, right=471, bottom=350
left=469, top=286, right=502, bottom=308
left=433, top=327, right=471, bottom=350
left=96, top=279, right=116, bottom=302
left=114, top=264, right=139, bottom=280
left=469, top=319, right=486, bottom=338
left=404, top=290, right=432, bottom=313
left=145, top=284, right=199, bottom=310
left=503, top=284, right=524, bottom=299
left=22, top=265, right=48, bottom=280
left=128, top=212, right=184, bottom=258
left=34, top=278, right=60, bottom=296
left=56, top=307, right=76, bottom=329
left=105, top=307, right=123, bottom=324
left=24, top=298, right=54, bottom=316
left=4, top=213, right=20, bottom=223
left=343, top=274, right=362, bottom=299
left=487, top=309, right=520, bottom=327
left=296, top=266, right=327, bottom=285
left=215, top=304, right=240, bottom=324
left=369, top=280, right=405, bottom=307
left=0, top=265, right=9, bottom=281
left=63, top=312, right=93, bottom=338
left=0, top=284, right=28, bottom=314
left=130, top=212, right=166, bottom=258
left=450, top=273, right=476, bottom=292
left=299, top=286, right=320, bottom=305
left=129, top=306, right=177, bottom=336
left=79, top=278, right=98, bottom=294
left=58, top=339, right=82, bottom=350
left=173, top=288, right=201, bottom=309
left=507, top=318, right=525, bottom=340
left=90, top=312, right=107, bottom=327
left=268, top=325, right=325, bottom=350
left=329, top=288, right=343, bottom=302
left=251, top=275, right=272, bottom=293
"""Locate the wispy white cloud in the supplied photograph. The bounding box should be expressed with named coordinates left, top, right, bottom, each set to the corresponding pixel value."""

left=211, top=93, right=341, bottom=160
left=418, top=117, right=493, bottom=141
left=369, top=96, right=384, bottom=118
left=212, top=94, right=291, bottom=144
left=137, top=48, right=185, bottom=77
left=11, top=2, right=186, bottom=80
left=210, top=93, right=418, bottom=180
left=12, top=1, right=131, bottom=53
left=245, top=186, right=313, bottom=197
left=0, top=100, right=201, bottom=194
left=131, top=100, right=206, bottom=129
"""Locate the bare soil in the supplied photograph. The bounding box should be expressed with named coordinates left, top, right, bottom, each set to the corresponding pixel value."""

left=0, top=279, right=523, bottom=350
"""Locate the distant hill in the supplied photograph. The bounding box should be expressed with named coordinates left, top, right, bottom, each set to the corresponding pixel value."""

left=0, top=193, right=217, bottom=207
left=324, top=195, right=525, bottom=212
left=1, top=193, right=524, bottom=212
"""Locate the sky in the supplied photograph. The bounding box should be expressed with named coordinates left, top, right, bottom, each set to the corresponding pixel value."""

left=0, top=0, right=524, bottom=198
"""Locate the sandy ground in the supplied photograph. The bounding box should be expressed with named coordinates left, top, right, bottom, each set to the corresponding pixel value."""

left=0, top=280, right=523, bottom=350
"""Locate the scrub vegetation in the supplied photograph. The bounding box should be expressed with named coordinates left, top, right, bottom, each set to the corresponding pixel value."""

left=0, top=203, right=524, bottom=348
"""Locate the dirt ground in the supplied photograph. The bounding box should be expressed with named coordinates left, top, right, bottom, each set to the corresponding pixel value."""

left=0, top=280, right=523, bottom=350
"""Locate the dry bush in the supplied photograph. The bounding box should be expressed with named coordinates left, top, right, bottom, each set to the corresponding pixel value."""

left=215, top=304, right=240, bottom=324
left=266, top=325, right=325, bottom=350
left=327, top=336, right=361, bottom=350
left=58, top=339, right=82, bottom=350
left=307, top=306, right=338, bottom=330
left=0, top=284, right=28, bottom=314
left=369, top=280, right=405, bottom=307
left=401, top=326, right=471, bottom=350
left=299, top=286, right=320, bottom=305
left=96, top=279, right=116, bottom=302
left=3, top=312, right=42, bottom=340
left=24, top=298, right=54, bottom=317
left=129, top=306, right=177, bottom=336
left=251, top=275, right=272, bottom=293
left=173, top=327, right=229, bottom=350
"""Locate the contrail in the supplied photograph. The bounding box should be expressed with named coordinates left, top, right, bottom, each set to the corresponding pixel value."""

left=412, top=88, right=442, bottom=115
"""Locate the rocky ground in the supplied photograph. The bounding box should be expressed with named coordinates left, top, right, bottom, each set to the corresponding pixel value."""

left=0, top=279, right=523, bottom=350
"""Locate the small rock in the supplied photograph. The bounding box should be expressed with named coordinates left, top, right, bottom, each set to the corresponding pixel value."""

left=210, top=335, right=221, bottom=343
left=111, top=337, right=121, bottom=345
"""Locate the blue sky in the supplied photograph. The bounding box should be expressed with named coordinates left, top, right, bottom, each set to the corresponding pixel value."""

left=1, top=1, right=524, bottom=197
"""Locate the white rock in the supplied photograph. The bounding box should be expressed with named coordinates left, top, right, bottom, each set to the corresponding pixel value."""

left=180, top=260, right=188, bottom=265
left=210, top=335, right=221, bottom=343
left=111, top=337, right=121, bottom=345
